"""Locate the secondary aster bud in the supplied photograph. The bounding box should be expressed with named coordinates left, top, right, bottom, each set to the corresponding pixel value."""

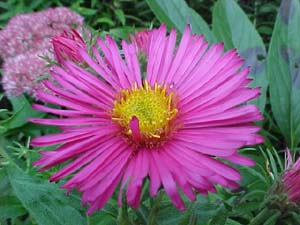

left=282, top=148, right=300, bottom=203
left=130, top=30, right=151, bottom=56
left=52, top=29, right=86, bottom=64
left=264, top=148, right=300, bottom=221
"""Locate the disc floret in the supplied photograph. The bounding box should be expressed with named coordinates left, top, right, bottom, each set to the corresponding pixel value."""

left=112, top=81, right=178, bottom=148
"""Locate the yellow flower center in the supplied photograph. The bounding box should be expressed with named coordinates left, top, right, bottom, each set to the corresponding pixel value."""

left=112, top=81, right=178, bottom=148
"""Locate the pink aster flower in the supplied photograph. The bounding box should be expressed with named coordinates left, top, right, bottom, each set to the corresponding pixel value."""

left=282, top=148, right=300, bottom=203
left=52, top=29, right=86, bottom=64
left=30, top=24, right=263, bottom=214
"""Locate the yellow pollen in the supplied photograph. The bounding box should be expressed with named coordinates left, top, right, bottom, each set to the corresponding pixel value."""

left=112, top=81, right=178, bottom=141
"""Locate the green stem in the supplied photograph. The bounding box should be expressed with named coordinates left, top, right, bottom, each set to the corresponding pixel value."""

left=187, top=202, right=197, bottom=225
left=188, top=215, right=197, bottom=225
left=147, top=191, right=164, bottom=225
left=117, top=200, right=132, bottom=225
left=86, top=214, right=90, bottom=225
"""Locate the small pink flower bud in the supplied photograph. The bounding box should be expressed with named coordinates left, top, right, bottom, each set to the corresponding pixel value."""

left=52, top=29, right=86, bottom=64
left=130, top=30, right=151, bottom=56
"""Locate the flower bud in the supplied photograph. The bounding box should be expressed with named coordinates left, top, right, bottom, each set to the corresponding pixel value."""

left=52, top=29, right=86, bottom=64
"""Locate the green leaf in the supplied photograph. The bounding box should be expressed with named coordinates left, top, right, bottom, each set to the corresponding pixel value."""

left=0, top=169, right=27, bottom=220
left=0, top=138, right=26, bottom=169
left=0, top=96, right=44, bottom=134
left=0, top=126, right=7, bottom=134
left=249, top=208, right=278, bottom=225
left=208, top=205, right=228, bottom=225
left=115, top=9, right=126, bottom=25
left=261, top=147, right=284, bottom=179
left=212, top=0, right=268, bottom=112
left=268, top=0, right=300, bottom=148
left=192, top=196, right=223, bottom=225
left=225, top=219, right=242, bottom=225
left=233, top=202, right=260, bottom=216
left=95, top=17, right=115, bottom=26
left=156, top=204, right=185, bottom=225
left=7, top=166, right=86, bottom=225
left=73, top=7, right=97, bottom=16
left=146, top=0, right=215, bottom=43
left=109, top=26, right=136, bottom=41
left=0, top=196, right=26, bottom=220
left=89, top=212, right=117, bottom=225
left=135, top=205, right=149, bottom=224
left=290, top=212, right=300, bottom=224
left=0, top=169, right=11, bottom=197
left=263, top=210, right=281, bottom=225
left=240, top=166, right=269, bottom=186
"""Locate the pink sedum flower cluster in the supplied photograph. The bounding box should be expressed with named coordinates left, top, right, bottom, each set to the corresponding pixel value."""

left=0, top=7, right=83, bottom=97
left=30, top=24, right=264, bottom=214
left=2, top=51, right=51, bottom=96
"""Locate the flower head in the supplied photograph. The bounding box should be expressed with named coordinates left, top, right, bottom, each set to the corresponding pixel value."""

left=30, top=24, right=263, bottom=214
left=52, top=29, right=86, bottom=64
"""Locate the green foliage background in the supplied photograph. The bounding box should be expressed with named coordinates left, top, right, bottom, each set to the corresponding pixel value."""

left=1, top=0, right=300, bottom=225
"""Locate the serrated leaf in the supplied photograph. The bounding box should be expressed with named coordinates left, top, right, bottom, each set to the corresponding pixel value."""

left=146, top=0, right=215, bottom=43
left=7, top=166, right=86, bottom=225
left=268, top=0, right=300, bottom=148
left=212, top=0, right=268, bottom=112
